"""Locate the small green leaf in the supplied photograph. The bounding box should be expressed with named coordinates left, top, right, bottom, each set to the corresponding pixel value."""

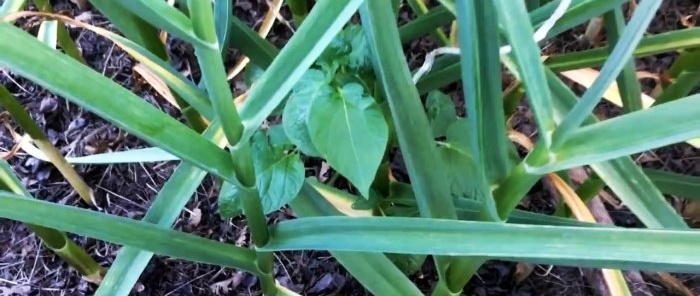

left=383, top=182, right=420, bottom=218
left=251, top=131, right=277, bottom=173
left=220, top=131, right=304, bottom=218
left=436, top=144, right=479, bottom=200
left=252, top=131, right=305, bottom=214
left=342, top=25, right=371, bottom=71
left=350, top=189, right=381, bottom=210
left=308, top=83, right=389, bottom=197
left=317, top=25, right=371, bottom=74
left=256, top=153, right=305, bottom=214
left=318, top=38, right=348, bottom=74
left=385, top=252, right=427, bottom=276
left=219, top=153, right=304, bottom=217
left=426, top=91, right=457, bottom=138
left=268, top=124, right=293, bottom=149
left=445, top=118, right=472, bottom=153
left=218, top=182, right=243, bottom=219
left=282, top=70, right=329, bottom=157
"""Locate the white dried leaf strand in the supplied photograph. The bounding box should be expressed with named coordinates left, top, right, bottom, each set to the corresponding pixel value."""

left=412, top=0, right=572, bottom=83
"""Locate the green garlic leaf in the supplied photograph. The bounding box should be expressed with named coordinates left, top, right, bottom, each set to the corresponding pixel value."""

left=282, top=69, right=329, bottom=157
left=426, top=91, right=457, bottom=138
left=308, top=83, right=389, bottom=198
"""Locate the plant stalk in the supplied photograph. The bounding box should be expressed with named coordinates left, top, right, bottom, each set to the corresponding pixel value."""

left=0, top=86, right=94, bottom=206
left=188, top=0, right=244, bottom=146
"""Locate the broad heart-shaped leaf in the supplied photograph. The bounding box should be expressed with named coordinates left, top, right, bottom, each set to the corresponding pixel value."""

left=283, top=70, right=330, bottom=157
left=309, top=83, right=388, bottom=198
left=426, top=91, right=457, bottom=138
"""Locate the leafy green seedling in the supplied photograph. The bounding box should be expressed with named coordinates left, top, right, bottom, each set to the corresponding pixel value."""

left=219, top=131, right=304, bottom=217
left=283, top=25, right=389, bottom=198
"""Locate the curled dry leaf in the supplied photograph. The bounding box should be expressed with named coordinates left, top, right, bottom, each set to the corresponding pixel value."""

left=133, top=63, right=179, bottom=109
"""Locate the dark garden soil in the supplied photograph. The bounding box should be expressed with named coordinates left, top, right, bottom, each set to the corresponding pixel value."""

left=1, top=0, right=699, bottom=295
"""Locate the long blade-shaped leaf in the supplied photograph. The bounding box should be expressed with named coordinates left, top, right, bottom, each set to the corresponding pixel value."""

left=444, top=0, right=511, bottom=289
left=114, top=0, right=206, bottom=47
left=361, top=0, right=455, bottom=220
left=546, top=0, right=627, bottom=38
left=603, top=7, right=643, bottom=113
left=457, top=0, right=511, bottom=185
left=0, top=23, right=236, bottom=182
left=494, top=63, right=686, bottom=230
left=547, top=28, right=700, bottom=72
left=494, top=0, right=556, bottom=147
left=360, top=2, right=466, bottom=293
left=532, top=93, right=700, bottom=173
left=189, top=0, right=243, bottom=145
left=406, top=0, right=449, bottom=46
left=228, top=16, right=280, bottom=68
left=0, top=160, right=103, bottom=280
left=89, top=0, right=168, bottom=60
left=0, top=86, right=94, bottom=205
left=0, top=193, right=260, bottom=274
left=545, top=70, right=687, bottom=229
left=644, top=169, right=700, bottom=200
left=552, top=0, right=662, bottom=146
left=214, top=0, right=232, bottom=52
left=263, top=216, right=700, bottom=273
left=237, top=0, right=364, bottom=143
left=0, top=0, right=25, bottom=18
left=288, top=181, right=423, bottom=296
left=398, top=6, right=451, bottom=43
left=414, top=0, right=641, bottom=95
